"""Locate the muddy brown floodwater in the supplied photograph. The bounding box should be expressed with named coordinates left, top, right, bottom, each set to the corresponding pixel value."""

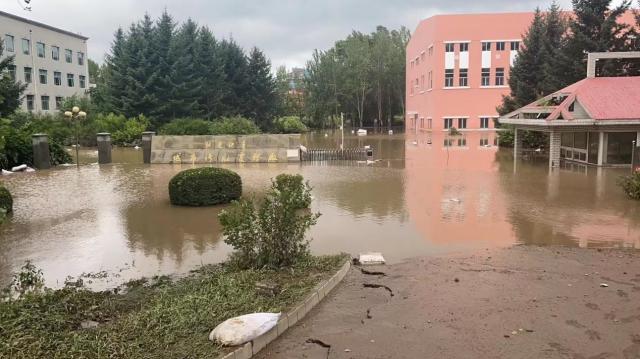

left=0, top=131, right=639, bottom=289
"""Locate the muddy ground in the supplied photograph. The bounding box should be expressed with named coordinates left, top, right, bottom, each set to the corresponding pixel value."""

left=255, top=246, right=640, bottom=359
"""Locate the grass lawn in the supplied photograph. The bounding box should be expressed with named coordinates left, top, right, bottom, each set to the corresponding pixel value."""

left=0, top=255, right=348, bottom=359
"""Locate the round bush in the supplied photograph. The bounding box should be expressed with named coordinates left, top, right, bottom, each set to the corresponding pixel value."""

left=169, top=168, right=242, bottom=206
left=0, top=185, right=13, bottom=214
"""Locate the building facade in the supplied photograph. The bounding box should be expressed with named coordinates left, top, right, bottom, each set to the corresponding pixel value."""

left=0, top=10, right=89, bottom=114
left=406, top=12, right=536, bottom=133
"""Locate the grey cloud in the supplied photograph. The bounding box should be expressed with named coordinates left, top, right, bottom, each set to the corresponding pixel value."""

left=3, top=0, right=576, bottom=69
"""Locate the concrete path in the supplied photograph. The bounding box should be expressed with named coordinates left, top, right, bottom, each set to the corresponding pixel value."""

left=254, top=246, right=640, bottom=359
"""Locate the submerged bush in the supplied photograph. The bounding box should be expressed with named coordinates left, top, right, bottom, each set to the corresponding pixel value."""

left=0, top=185, right=12, bottom=223
left=219, top=174, right=319, bottom=269
left=618, top=171, right=640, bottom=200
left=159, top=117, right=261, bottom=136
left=169, top=167, right=242, bottom=206
left=274, top=116, right=308, bottom=134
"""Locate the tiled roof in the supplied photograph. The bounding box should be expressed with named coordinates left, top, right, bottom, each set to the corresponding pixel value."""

left=562, top=77, right=640, bottom=120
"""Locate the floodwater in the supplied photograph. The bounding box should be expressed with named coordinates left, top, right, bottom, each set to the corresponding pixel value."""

left=1, top=131, right=639, bottom=288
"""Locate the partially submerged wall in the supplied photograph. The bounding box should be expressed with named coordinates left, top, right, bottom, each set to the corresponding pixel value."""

left=150, top=134, right=301, bottom=164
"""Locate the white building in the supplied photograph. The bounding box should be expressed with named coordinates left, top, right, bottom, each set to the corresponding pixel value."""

left=0, top=10, right=89, bottom=114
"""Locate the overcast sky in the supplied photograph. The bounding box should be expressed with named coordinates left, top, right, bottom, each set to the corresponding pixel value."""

left=0, top=0, right=630, bottom=70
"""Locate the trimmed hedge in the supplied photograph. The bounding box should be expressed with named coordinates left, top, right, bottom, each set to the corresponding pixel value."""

left=0, top=185, right=12, bottom=215
left=169, top=167, right=242, bottom=206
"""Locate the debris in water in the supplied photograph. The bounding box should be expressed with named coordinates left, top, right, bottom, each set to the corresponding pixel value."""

left=600, top=283, right=609, bottom=288
left=344, top=349, right=352, bottom=352
left=511, top=331, right=517, bottom=335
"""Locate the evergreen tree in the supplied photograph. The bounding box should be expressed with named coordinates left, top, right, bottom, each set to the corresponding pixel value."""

left=540, top=1, right=569, bottom=94
left=218, top=39, right=249, bottom=116
left=245, top=47, right=278, bottom=130
left=498, top=9, right=548, bottom=115
left=553, top=0, right=632, bottom=87
left=122, top=15, right=157, bottom=117
left=148, top=10, right=175, bottom=123
left=196, top=26, right=226, bottom=119
left=104, top=28, right=129, bottom=114
left=168, top=19, right=203, bottom=118
left=0, top=41, right=26, bottom=117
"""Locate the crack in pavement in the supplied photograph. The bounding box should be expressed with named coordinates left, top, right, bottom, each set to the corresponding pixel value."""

left=363, top=283, right=394, bottom=297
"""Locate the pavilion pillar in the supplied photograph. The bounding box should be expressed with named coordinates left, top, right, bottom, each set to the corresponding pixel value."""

left=597, top=132, right=605, bottom=166
left=549, top=131, right=561, bottom=168
left=513, top=128, right=523, bottom=159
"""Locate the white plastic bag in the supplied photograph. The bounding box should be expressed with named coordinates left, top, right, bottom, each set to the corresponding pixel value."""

left=209, top=313, right=281, bottom=346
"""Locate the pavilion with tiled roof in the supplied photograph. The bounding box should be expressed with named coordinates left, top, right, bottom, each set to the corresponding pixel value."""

left=500, top=52, right=640, bottom=168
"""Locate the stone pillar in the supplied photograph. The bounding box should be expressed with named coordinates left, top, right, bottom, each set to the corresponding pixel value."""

left=513, top=128, right=523, bottom=159
left=549, top=131, right=561, bottom=168
left=97, top=133, right=112, bottom=164
left=141, top=131, right=155, bottom=164
left=31, top=134, right=51, bottom=170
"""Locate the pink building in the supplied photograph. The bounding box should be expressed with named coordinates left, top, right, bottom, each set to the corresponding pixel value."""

left=406, top=12, right=536, bottom=132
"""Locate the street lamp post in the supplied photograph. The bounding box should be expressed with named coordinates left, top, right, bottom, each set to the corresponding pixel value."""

left=64, top=106, right=87, bottom=169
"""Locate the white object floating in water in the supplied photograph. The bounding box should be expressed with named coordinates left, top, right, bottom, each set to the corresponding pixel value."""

left=11, top=164, right=27, bottom=172
left=358, top=252, right=386, bottom=265
left=388, top=130, right=394, bottom=135
left=412, top=141, right=418, bottom=146
left=1, top=169, right=14, bottom=175
left=357, top=129, right=367, bottom=136
left=364, top=145, right=371, bottom=150
left=448, top=198, right=462, bottom=203
left=299, top=144, right=308, bottom=153
left=134, top=146, right=141, bottom=150
left=535, top=148, right=542, bottom=153
left=209, top=312, right=281, bottom=346
left=324, top=133, right=329, bottom=137
left=351, top=130, right=355, bottom=134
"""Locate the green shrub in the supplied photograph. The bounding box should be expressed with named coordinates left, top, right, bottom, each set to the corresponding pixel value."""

left=94, top=113, right=149, bottom=145
left=0, top=185, right=12, bottom=223
left=619, top=171, right=640, bottom=200
left=0, top=120, right=71, bottom=170
left=497, top=126, right=549, bottom=148
left=169, top=167, right=242, bottom=206
left=274, top=116, right=308, bottom=134
left=160, top=118, right=213, bottom=136
left=274, top=174, right=312, bottom=209
left=210, top=116, right=260, bottom=135
left=219, top=174, right=319, bottom=269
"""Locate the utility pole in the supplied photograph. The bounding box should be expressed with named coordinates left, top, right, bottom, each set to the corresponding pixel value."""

left=340, top=112, right=344, bottom=151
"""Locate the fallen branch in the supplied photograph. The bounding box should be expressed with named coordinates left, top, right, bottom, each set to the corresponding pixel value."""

left=363, top=283, right=394, bottom=297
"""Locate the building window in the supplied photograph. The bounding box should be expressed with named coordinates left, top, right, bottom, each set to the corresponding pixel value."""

left=77, top=52, right=84, bottom=66
left=415, top=57, right=419, bottom=66
left=428, top=46, right=433, bottom=56
left=480, top=138, right=489, bottom=146
left=459, top=43, right=468, bottom=52
left=79, top=75, right=86, bottom=89
left=458, top=118, right=467, bottom=129
left=24, top=67, right=32, bottom=83
left=54, top=71, right=62, bottom=86
left=428, top=70, right=433, bottom=89
left=445, top=43, right=455, bottom=52
left=8, top=65, right=16, bottom=81
left=39, top=69, right=47, bottom=84
left=459, top=69, right=468, bottom=87
left=420, top=118, right=424, bottom=129
left=496, top=41, right=506, bottom=51
left=65, top=49, right=72, bottom=63
left=445, top=69, right=454, bottom=87
left=55, top=96, right=63, bottom=109
left=444, top=118, right=453, bottom=129
left=36, top=42, right=45, bottom=58
left=495, top=68, right=505, bottom=86
left=410, top=60, right=414, bottom=68
left=41, top=96, right=50, bottom=110
left=22, top=38, right=30, bottom=55
left=480, top=117, right=490, bottom=129
left=482, top=42, right=491, bottom=51
left=458, top=138, right=467, bottom=147
left=26, top=95, right=34, bottom=111
left=67, top=73, right=75, bottom=87
left=5, top=35, right=14, bottom=52
left=481, top=68, right=490, bottom=86
left=52, top=46, right=60, bottom=60
left=427, top=118, right=432, bottom=129
left=510, top=41, right=520, bottom=51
